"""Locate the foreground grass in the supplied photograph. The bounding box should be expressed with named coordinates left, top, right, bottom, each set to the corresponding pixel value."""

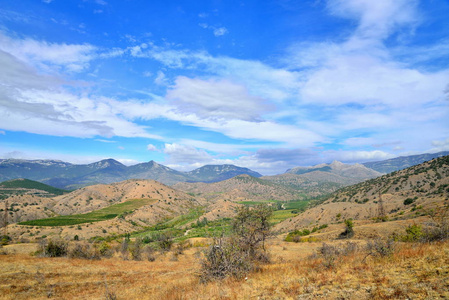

left=1, top=239, right=448, bottom=299
left=19, top=198, right=155, bottom=226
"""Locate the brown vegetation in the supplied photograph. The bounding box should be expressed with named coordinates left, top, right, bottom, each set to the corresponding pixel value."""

left=1, top=236, right=448, bottom=299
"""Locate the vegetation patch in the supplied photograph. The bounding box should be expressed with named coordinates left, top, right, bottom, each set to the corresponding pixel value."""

left=19, top=198, right=155, bottom=226
left=0, top=178, right=68, bottom=199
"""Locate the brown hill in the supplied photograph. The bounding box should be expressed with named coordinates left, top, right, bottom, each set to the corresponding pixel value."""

left=173, top=174, right=302, bottom=202
left=2, top=179, right=203, bottom=240
left=275, top=155, right=449, bottom=233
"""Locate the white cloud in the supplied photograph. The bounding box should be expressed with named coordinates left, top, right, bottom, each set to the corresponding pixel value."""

left=343, top=137, right=375, bottom=147
left=327, top=0, right=419, bottom=40
left=431, top=138, right=449, bottom=152
left=147, top=144, right=158, bottom=151
left=154, top=71, right=168, bottom=85
left=0, top=32, right=96, bottom=73
left=0, top=130, right=5, bottom=135
left=163, top=143, right=212, bottom=164
left=95, top=139, right=116, bottom=143
left=299, top=50, right=449, bottom=108
left=325, top=149, right=395, bottom=163
left=179, top=139, right=255, bottom=155
left=213, top=27, right=228, bottom=37
left=167, top=76, right=269, bottom=121
left=0, top=49, right=163, bottom=139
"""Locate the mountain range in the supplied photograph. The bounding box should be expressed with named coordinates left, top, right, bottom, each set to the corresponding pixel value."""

left=362, top=151, right=449, bottom=173
left=0, top=151, right=447, bottom=190
left=0, top=159, right=262, bottom=189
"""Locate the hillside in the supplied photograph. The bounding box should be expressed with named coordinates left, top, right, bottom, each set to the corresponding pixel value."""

left=275, top=155, right=449, bottom=233
left=2, top=179, right=204, bottom=240
left=0, top=178, right=68, bottom=199
left=173, top=174, right=302, bottom=202
left=362, top=151, right=449, bottom=173
left=263, top=161, right=381, bottom=197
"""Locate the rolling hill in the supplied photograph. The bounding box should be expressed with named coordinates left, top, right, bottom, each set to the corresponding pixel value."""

left=0, top=178, right=68, bottom=199
left=275, top=155, right=449, bottom=233
left=1, top=179, right=204, bottom=240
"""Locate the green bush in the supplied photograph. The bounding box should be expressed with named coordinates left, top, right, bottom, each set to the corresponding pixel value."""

left=0, top=235, right=11, bottom=246
left=401, top=224, right=423, bottom=242
left=339, top=219, right=354, bottom=239
left=404, top=198, right=415, bottom=205
left=39, top=239, right=68, bottom=257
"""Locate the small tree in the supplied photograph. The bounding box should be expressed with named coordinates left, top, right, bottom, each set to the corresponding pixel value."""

left=232, top=204, right=272, bottom=256
left=339, top=219, right=354, bottom=239
left=200, top=204, right=272, bottom=282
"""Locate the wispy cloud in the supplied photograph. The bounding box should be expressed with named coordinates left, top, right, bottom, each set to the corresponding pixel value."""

left=0, top=32, right=97, bottom=73
left=213, top=27, right=228, bottom=37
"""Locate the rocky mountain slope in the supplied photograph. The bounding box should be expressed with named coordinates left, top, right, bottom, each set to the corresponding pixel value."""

left=186, top=165, right=262, bottom=182
left=0, top=159, right=262, bottom=189
left=275, top=155, right=449, bottom=233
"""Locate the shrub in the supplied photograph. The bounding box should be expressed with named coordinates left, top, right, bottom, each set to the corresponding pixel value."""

left=158, top=234, right=173, bottom=252
left=98, top=241, right=112, bottom=257
left=68, top=242, right=100, bottom=260
left=0, top=235, right=11, bottom=246
left=339, top=219, right=354, bottom=239
left=285, top=228, right=313, bottom=242
left=144, top=245, right=156, bottom=262
left=404, top=198, right=415, bottom=205
left=365, top=238, right=395, bottom=259
left=317, top=243, right=341, bottom=269
left=120, top=238, right=129, bottom=260
left=400, top=224, right=423, bottom=242
left=39, top=239, right=68, bottom=257
left=421, top=207, right=449, bottom=242
left=130, top=238, right=143, bottom=261
left=199, top=236, right=252, bottom=283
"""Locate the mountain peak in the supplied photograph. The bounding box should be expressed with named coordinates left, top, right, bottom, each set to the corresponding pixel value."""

left=89, top=159, right=125, bottom=169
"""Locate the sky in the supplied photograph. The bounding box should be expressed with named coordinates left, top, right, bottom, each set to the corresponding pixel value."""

left=0, top=0, right=448, bottom=175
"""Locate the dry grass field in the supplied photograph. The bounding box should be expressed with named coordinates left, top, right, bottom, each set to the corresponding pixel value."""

left=1, top=234, right=448, bottom=299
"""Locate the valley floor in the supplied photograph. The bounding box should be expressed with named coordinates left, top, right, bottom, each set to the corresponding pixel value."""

left=1, top=238, right=448, bottom=299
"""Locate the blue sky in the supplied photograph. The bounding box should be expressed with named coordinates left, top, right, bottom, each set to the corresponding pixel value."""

left=0, top=0, right=448, bottom=175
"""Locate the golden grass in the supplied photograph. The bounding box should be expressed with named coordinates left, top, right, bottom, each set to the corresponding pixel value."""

left=1, top=239, right=448, bottom=299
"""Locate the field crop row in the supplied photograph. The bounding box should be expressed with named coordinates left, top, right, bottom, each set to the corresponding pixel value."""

left=19, top=198, right=155, bottom=226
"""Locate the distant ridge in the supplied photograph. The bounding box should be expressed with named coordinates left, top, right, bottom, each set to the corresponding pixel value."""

left=186, top=164, right=262, bottom=183
left=263, top=161, right=382, bottom=198
left=0, top=159, right=263, bottom=189
left=362, top=151, right=449, bottom=173
left=1, top=151, right=445, bottom=190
